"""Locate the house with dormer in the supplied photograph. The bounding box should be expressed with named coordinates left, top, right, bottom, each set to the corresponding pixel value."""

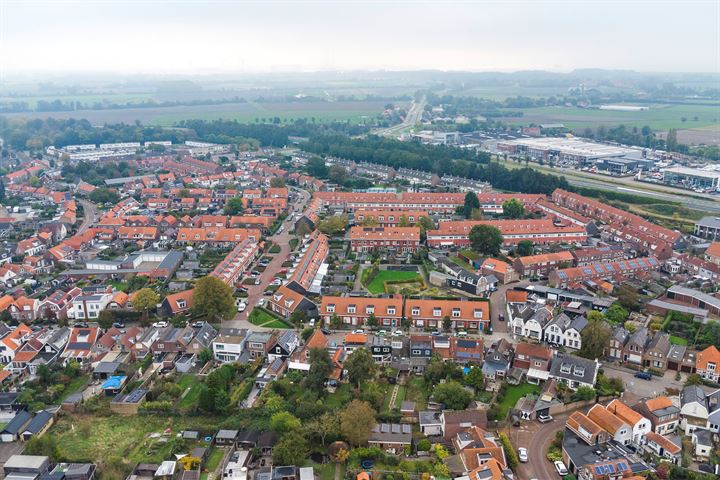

left=548, top=353, right=599, bottom=390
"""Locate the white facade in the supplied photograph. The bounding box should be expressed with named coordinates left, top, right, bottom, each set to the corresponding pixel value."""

left=71, top=293, right=112, bottom=319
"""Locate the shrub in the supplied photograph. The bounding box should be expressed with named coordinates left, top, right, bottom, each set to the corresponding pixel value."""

left=498, top=433, right=518, bottom=469
left=416, top=438, right=431, bottom=452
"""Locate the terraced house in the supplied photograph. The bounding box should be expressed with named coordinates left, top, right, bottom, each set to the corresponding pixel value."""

left=320, top=295, right=403, bottom=328
left=404, top=298, right=490, bottom=332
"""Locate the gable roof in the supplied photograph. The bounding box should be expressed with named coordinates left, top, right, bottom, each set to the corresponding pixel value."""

left=606, top=399, right=645, bottom=426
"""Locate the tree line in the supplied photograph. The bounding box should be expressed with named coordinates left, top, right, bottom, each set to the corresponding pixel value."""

left=301, top=134, right=570, bottom=195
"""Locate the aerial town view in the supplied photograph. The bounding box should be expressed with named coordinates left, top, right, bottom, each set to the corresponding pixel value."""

left=0, top=1, right=719, bottom=480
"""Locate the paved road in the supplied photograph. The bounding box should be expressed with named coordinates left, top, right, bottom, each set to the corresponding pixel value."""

left=374, top=96, right=426, bottom=137
left=223, top=187, right=311, bottom=329
left=514, top=412, right=570, bottom=480
left=77, top=199, right=99, bottom=234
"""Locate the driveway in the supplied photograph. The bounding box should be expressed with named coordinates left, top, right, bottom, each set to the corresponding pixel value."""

left=223, top=187, right=310, bottom=329
left=489, top=280, right=529, bottom=334
left=512, top=412, right=570, bottom=480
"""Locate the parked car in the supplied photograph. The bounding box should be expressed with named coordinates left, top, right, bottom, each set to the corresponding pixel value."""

left=73, top=322, right=89, bottom=328
left=518, top=448, right=528, bottom=463
left=321, top=328, right=331, bottom=335
left=112, top=322, right=125, bottom=329
left=271, top=279, right=282, bottom=286
left=456, top=331, right=468, bottom=337
left=430, top=331, right=441, bottom=336
left=634, top=371, right=652, bottom=380
left=237, top=303, right=247, bottom=312
left=153, top=321, right=169, bottom=328
left=377, top=330, right=387, bottom=337
left=353, top=329, right=365, bottom=334
left=255, top=278, right=261, bottom=285
left=257, top=298, right=266, bottom=307
left=192, top=321, right=204, bottom=328
left=392, top=330, right=403, bottom=337
left=263, top=290, right=273, bottom=296
left=554, top=461, right=568, bottom=477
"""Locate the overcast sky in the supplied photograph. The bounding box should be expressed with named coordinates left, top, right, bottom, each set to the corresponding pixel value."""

left=1, top=0, right=718, bottom=75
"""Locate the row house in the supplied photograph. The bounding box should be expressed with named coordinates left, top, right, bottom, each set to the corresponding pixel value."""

left=10, top=326, right=70, bottom=375
left=405, top=298, right=490, bottom=332
left=513, top=251, right=574, bottom=278
left=609, top=326, right=672, bottom=370
left=696, top=345, right=720, bottom=383
left=571, top=245, right=625, bottom=266
left=349, top=226, right=421, bottom=254
left=552, top=189, right=685, bottom=259
left=427, top=219, right=587, bottom=248
left=313, top=191, right=465, bottom=214
left=633, top=396, right=680, bottom=435
left=482, top=338, right=514, bottom=381
left=175, top=227, right=260, bottom=245
left=8, top=296, right=40, bottom=323
left=606, top=399, right=652, bottom=446
left=511, top=342, right=552, bottom=384
left=320, top=295, right=403, bottom=328
left=117, top=226, right=159, bottom=245
left=535, top=198, right=594, bottom=228
left=210, top=239, right=261, bottom=287
left=229, top=215, right=274, bottom=231
left=587, top=404, right=633, bottom=445
left=548, top=257, right=660, bottom=288
left=544, top=313, right=586, bottom=350
left=353, top=209, right=431, bottom=227
left=16, top=236, right=47, bottom=257
left=507, top=303, right=552, bottom=341
left=288, top=231, right=329, bottom=292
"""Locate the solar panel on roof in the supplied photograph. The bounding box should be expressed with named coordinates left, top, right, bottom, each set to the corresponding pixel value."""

left=605, top=264, right=615, bottom=272
left=594, top=467, right=604, bottom=475
left=629, top=260, right=637, bottom=268
left=558, top=272, right=568, bottom=279
left=583, top=267, right=593, bottom=275
left=606, top=464, right=616, bottom=474
left=648, top=258, right=658, bottom=266
left=618, top=263, right=627, bottom=271
left=617, top=462, right=628, bottom=472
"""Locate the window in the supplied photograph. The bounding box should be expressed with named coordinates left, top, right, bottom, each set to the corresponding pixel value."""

left=473, top=309, right=483, bottom=319
left=573, top=366, right=585, bottom=377
left=347, top=305, right=356, bottom=314
left=433, top=308, right=442, bottom=317
left=366, top=306, right=375, bottom=314
left=327, top=304, right=335, bottom=313
left=177, top=300, right=186, bottom=309
left=387, top=307, right=396, bottom=315
left=534, top=360, right=542, bottom=367
left=411, top=308, right=420, bottom=316
left=560, top=363, right=571, bottom=374
left=452, top=308, right=460, bottom=318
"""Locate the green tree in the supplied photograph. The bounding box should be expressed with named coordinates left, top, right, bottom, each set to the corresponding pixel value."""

left=498, top=433, right=518, bottom=469
left=442, top=315, right=452, bottom=332
left=516, top=240, right=534, bottom=257
left=463, top=192, right=480, bottom=219
left=89, top=187, right=120, bottom=204
left=134, top=288, right=160, bottom=322
left=344, top=348, right=375, bottom=388
left=432, top=381, right=473, bottom=410
left=502, top=198, right=525, bottom=219
left=192, top=276, right=236, bottom=320
left=464, top=366, right=485, bottom=390
left=270, top=177, right=286, bottom=188
left=340, top=400, right=376, bottom=446
left=366, top=313, right=378, bottom=328
left=199, top=348, right=213, bottom=365
left=307, top=157, right=328, bottom=178
left=273, top=429, right=309, bottom=466
left=605, top=304, right=629, bottom=325
left=270, top=411, right=302, bottom=433
left=306, top=411, right=340, bottom=446
left=580, top=316, right=611, bottom=359
left=98, top=310, right=114, bottom=329
left=28, top=176, right=41, bottom=188
left=317, top=215, right=348, bottom=235
left=197, top=385, right=216, bottom=413
left=328, top=165, right=348, bottom=184
left=684, top=373, right=703, bottom=386
left=224, top=197, right=245, bottom=216
left=24, top=435, right=61, bottom=462
left=304, top=347, right=332, bottom=392
left=572, top=386, right=596, bottom=401
left=469, top=224, right=503, bottom=256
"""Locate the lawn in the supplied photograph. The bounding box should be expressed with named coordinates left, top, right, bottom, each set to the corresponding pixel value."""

left=204, top=447, right=224, bottom=472
left=367, top=270, right=422, bottom=294
left=177, top=375, right=203, bottom=410
left=669, top=335, right=689, bottom=346
left=56, top=374, right=89, bottom=404
left=405, top=377, right=429, bottom=411
left=247, top=307, right=291, bottom=328
left=497, top=383, right=541, bottom=419
left=449, top=255, right=475, bottom=272
left=325, top=383, right=354, bottom=410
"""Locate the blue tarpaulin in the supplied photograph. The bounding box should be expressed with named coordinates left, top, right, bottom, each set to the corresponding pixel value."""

left=102, top=375, right=127, bottom=390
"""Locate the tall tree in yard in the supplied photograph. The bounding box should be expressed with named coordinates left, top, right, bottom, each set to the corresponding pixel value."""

left=133, top=288, right=160, bottom=323
left=192, top=276, right=236, bottom=320
left=463, top=192, right=480, bottom=219
left=580, top=316, right=611, bottom=359
left=340, top=400, right=376, bottom=446
left=502, top=198, right=525, bottom=219
left=469, top=224, right=503, bottom=256
left=344, top=348, right=375, bottom=388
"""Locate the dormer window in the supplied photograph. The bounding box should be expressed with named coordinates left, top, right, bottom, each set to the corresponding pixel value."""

left=573, top=366, right=585, bottom=377
left=560, top=363, right=571, bottom=374
left=347, top=305, right=356, bottom=314
left=327, top=304, right=335, bottom=313
left=366, top=306, right=375, bottom=314
left=433, top=308, right=442, bottom=317
left=452, top=308, right=461, bottom=318
left=411, top=307, right=420, bottom=317
left=387, top=307, right=396, bottom=315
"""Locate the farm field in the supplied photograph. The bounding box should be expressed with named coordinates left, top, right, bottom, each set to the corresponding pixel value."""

left=1, top=100, right=395, bottom=126
left=504, top=103, right=720, bottom=133
left=367, top=270, right=423, bottom=294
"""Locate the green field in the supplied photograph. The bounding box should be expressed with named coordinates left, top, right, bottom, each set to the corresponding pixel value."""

left=669, top=335, right=689, bottom=346
left=505, top=104, right=720, bottom=131
left=248, top=307, right=292, bottom=328
left=367, top=270, right=423, bottom=294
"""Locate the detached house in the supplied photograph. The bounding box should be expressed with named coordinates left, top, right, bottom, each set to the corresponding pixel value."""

left=587, top=404, right=632, bottom=446
left=606, top=399, right=651, bottom=446
left=61, top=326, right=100, bottom=364
left=680, top=385, right=708, bottom=435
left=0, top=324, right=33, bottom=363
left=267, top=331, right=299, bottom=362
left=482, top=338, right=514, bottom=381
left=634, top=396, right=680, bottom=435
left=548, top=353, right=599, bottom=390
left=161, top=289, right=193, bottom=317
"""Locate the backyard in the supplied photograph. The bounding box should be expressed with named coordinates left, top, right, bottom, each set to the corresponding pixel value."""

left=367, top=270, right=424, bottom=295
left=247, top=307, right=292, bottom=328
left=496, top=383, right=541, bottom=419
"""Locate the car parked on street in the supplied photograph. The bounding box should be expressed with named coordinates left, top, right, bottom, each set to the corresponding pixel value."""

left=554, top=461, right=568, bottom=476
left=518, top=447, right=528, bottom=463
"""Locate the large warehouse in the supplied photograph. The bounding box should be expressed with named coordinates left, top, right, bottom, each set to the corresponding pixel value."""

left=662, top=167, right=720, bottom=191
left=497, top=137, right=649, bottom=168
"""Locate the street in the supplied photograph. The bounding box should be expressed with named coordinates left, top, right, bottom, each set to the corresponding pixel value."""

left=513, top=412, right=569, bottom=480
left=374, top=95, right=426, bottom=137
left=223, top=187, right=311, bottom=330
left=77, top=199, right=99, bottom=234
left=489, top=280, right=530, bottom=334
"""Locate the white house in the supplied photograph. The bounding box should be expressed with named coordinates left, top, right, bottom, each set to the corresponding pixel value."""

left=508, top=304, right=551, bottom=341
left=71, top=292, right=113, bottom=320
left=544, top=313, right=587, bottom=350
left=680, top=386, right=709, bottom=435
left=587, top=404, right=633, bottom=446
left=212, top=328, right=246, bottom=363
left=607, top=399, right=651, bottom=446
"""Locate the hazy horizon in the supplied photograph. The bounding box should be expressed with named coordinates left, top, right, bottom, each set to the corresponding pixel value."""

left=1, top=0, right=718, bottom=77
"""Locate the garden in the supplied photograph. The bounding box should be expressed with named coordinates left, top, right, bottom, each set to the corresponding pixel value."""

left=366, top=269, right=425, bottom=295
left=248, top=307, right=293, bottom=328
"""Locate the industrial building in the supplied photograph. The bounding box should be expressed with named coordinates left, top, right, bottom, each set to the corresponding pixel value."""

left=662, top=167, right=720, bottom=191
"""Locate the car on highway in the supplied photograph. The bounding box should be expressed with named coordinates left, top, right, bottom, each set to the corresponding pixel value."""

left=153, top=321, right=169, bottom=328
left=257, top=298, right=266, bottom=307
left=554, top=461, right=568, bottom=476
left=518, top=448, right=528, bottom=463
left=634, top=371, right=652, bottom=380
